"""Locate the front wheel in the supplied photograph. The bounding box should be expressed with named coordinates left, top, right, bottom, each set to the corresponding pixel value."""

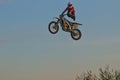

left=48, top=21, right=59, bottom=34
left=71, top=29, right=82, bottom=40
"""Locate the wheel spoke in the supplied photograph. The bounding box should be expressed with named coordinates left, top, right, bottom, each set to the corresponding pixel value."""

left=71, top=29, right=81, bottom=40
left=48, top=21, right=59, bottom=34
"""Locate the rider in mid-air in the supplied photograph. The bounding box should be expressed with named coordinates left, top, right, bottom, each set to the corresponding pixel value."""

left=62, top=2, right=76, bottom=21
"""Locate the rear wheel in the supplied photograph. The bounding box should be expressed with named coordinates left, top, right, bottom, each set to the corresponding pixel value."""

left=71, top=29, right=82, bottom=40
left=48, top=21, right=59, bottom=34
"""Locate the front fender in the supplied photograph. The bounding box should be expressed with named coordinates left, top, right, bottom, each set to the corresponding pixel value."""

left=53, top=17, right=60, bottom=20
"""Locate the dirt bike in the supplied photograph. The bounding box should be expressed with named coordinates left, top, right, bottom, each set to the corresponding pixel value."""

left=48, top=14, right=82, bottom=40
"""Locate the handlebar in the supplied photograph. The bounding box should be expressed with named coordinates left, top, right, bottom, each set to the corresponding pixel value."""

left=60, top=14, right=67, bottom=17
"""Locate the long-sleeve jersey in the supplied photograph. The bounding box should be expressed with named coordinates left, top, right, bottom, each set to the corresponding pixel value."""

left=64, top=6, right=75, bottom=14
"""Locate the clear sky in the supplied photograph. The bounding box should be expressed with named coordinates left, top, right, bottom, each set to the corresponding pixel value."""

left=0, top=0, right=120, bottom=80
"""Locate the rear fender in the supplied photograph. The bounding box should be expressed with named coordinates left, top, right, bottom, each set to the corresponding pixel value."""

left=73, top=23, right=82, bottom=25
left=72, top=23, right=82, bottom=29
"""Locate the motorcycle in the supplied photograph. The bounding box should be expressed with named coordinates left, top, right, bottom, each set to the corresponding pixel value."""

left=48, top=14, right=82, bottom=40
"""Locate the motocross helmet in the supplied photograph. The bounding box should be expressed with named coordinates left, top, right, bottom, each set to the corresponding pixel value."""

left=68, top=2, right=72, bottom=7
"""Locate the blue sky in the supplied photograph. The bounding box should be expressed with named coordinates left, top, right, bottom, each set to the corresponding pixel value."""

left=0, top=0, right=120, bottom=80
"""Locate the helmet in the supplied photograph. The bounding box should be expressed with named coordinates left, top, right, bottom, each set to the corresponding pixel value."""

left=68, top=2, right=72, bottom=7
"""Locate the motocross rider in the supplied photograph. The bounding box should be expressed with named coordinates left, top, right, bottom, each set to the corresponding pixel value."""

left=62, top=2, right=76, bottom=21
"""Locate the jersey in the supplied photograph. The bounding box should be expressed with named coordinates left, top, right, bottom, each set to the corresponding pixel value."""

left=65, top=6, right=75, bottom=14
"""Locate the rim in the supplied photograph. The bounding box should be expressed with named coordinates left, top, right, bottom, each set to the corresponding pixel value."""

left=50, top=23, right=58, bottom=33
left=71, top=29, right=81, bottom=40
